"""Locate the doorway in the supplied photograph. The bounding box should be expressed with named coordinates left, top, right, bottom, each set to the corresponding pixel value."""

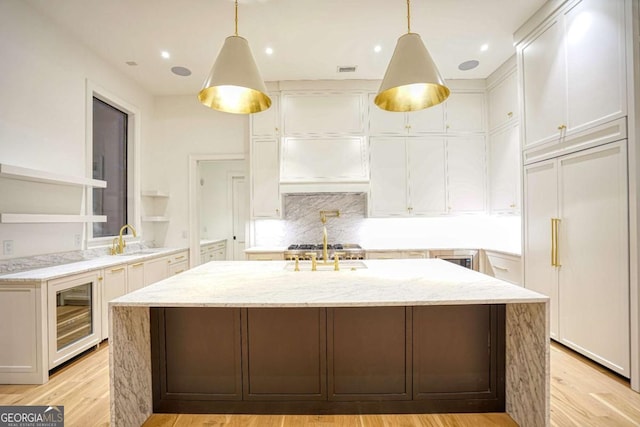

left=188, top=155, right=247, bottom=266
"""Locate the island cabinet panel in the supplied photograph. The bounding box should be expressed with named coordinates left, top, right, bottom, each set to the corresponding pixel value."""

left=151, top=307, right=242, bottom=404
left=413, top=305, right=504, bottom=402
left=327, top=307, right=411, bottom=400
left=242, top=308, right=326, bottom=400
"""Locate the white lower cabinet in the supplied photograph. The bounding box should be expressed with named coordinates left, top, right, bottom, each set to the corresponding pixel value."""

left=484, top=251, right=521, bottom=285
left=367, top=250, right=429, bottom=260
left=524, top=140, right=629, bottom=376
left=246, top=252, right=285, bottom=261
left=200, top=241, right=227, bottom=265
left=101, top=265, right=127, bottom=340
left=127, top=261, right=145, bottom=292
left=0, top=283, right=46, bottom=384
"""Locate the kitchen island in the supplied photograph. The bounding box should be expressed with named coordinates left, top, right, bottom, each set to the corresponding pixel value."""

left=109, top=259, right=549, bottom=427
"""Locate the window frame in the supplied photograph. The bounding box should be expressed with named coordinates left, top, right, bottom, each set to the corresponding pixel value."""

left=85, top=80, right=140, bottom=248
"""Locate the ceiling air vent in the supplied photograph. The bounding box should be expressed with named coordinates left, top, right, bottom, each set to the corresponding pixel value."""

left=337, top=66, right=357, bottom=73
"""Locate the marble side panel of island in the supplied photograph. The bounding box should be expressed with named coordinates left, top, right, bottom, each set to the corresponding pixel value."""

left=505, top=302, right=550, bottom=426
left=109, top=306, right=152, bottom=427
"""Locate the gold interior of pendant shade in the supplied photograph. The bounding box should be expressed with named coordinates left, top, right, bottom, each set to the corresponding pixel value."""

left=375, top=1, right=450, bottom=112
left=198, top=2, right=271, bottom=114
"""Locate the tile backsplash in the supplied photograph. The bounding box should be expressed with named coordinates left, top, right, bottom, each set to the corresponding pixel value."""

left=281, top=193, right=366, bottom=244
left=253, top=193, right=522, bottom=253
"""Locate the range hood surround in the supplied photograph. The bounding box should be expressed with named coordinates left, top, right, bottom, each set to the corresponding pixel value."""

left=279, top=136, right=369, bottom=194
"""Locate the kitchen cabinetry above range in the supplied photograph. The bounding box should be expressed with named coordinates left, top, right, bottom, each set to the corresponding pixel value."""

left=368, top=92, right=485, bottom=136
left=282, top=92, right=364, bottom=136
left=369, top=136, right=485, bottom=217
left=250, top=138, right=281, bottom=219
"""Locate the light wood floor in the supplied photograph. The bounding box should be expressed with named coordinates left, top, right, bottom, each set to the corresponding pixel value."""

left=0, top=342, right=639, bottom=426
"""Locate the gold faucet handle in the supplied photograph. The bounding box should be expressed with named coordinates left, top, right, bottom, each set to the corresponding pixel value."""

left=333, top=252, right=345, bottom=271
left=305, top=253, right=318, bottom=271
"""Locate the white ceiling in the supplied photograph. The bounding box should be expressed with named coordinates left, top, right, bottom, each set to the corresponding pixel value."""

left=27, top=0, right=546, bottom=96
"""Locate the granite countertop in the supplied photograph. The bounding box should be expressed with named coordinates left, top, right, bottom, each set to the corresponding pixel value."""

left=0, top=247, right=188, bottom=283
left=111, top=259, right=546, bottom=308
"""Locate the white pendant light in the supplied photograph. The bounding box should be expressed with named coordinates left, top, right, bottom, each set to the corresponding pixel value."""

left=198, top=0, right=271, bottom=114
left=375, top=0, right=450, bottom=112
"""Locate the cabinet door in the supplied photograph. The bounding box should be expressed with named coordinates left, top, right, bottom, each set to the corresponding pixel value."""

left=523, top=160, right=559, bottom=338
left=407, top=138, right=446, bottom=215
left=283, top=93, right=363, bottom=135
left=369, top=138, right=408, bottom=216
left=102, top=265, right=127, bottom=340
left=565, top=0, right=626, bottom=134
left=127, top=262, right=145, bottom=292
left=488, top=71, right=517, bottom=131
left=409, top=103, right=446, bottom=133
left=521, top=18, right=566, bottom=148
left=446, top=136, right=486, bottom=212
left=251, top=139, right=281, bottom=218
left=445, top=93, right=485, bottom=133
left=251, top=94, right=280, bottom=137
left=144, top=257, right=169, bottom=286
left=368, top=94, right=407, bottom=135
left=557, top=141, right=629, bottom=376
left=489, top=125, right=520, bottom=213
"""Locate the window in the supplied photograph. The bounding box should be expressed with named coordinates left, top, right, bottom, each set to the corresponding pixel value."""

left=92, top=97, right=128, bottom=238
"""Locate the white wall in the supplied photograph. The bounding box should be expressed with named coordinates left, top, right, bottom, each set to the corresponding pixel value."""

left=0, top=1, right=154, bottom=259
left=146, top=96, right=248, bottom=248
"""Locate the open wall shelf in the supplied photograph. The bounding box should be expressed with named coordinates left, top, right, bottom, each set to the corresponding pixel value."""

left=0, top=163, right=107, bottom=188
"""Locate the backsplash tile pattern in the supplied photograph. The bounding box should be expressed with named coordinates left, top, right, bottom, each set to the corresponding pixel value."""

left=282, top=193, right=366, bottom=245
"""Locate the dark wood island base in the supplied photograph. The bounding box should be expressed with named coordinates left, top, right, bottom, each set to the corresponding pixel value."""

left=150, top=305, right=506, bottom=414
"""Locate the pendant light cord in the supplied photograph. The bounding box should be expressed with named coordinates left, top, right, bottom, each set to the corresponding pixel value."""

left=234, top=0, right=239, bottom=36
left=407, top=0, right=411, bottom=34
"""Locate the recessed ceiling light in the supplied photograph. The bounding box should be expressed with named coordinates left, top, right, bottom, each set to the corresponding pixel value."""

left=458, top=60, right=479, bottom=71
left=171, top=66, right=192, bottom=77
left=161, top=51, right=170, bottom=59
left=480, top=44, right=489, bottom=52
left=265, top=47, right=274, bottom=55
left=374, top=45, right=382, bottom=53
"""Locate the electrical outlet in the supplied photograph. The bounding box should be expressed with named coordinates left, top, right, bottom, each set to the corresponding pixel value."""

left=3, top=240, right=14, bottom=255
left=74, top=234, right=82, bottom=247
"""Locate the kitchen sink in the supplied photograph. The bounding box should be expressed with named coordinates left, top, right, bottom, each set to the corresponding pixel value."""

left=284, top=260, right=367, bottom=271
left=117, top=249, right=164, bottom=256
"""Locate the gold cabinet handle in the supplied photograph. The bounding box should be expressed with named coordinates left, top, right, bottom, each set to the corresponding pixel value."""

left=493, top=265, right=509, bottom=272
left=507, top=112, right=513, bottom=117
left=110, top=267, right=125, bottom=273
left=98, top=276, right=103, bottom=281
left=557, top=124, right=566, bottom=131
left=131, top=262, right=144, bottom=268
left=509, top=203, right=517, bottom=208
left=551, top=218, right=561, bottom=267
left=175, top=255, right=185, bottom=260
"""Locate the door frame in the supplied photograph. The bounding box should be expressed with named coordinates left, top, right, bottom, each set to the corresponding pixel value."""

left=188, top=154, right=245, bottom=268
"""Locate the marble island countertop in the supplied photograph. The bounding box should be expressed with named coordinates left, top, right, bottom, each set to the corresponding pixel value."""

left=111, top=259, right=546, bottom=308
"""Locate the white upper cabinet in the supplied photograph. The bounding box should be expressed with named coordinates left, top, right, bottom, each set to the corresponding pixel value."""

left=407, top=138, right=447, bottom=214
left=368, top=92, right=481, bottom=136
left=283, top=92, right=364, bottom=135
left=251, top=94, right=280, bottom=137
left=487, top=71, right=518, bottom=131
left=444, top=93, right=485, bottom=134
left=369, top=138, right=409, bottom=216
left=489, top=124, right=520, bottom=213
left=250, top=139, right=281, bottom=219
left=369, top=137, right=483, bottom=217
left=519, top=0, right=626, bottom=149
left=447, top=136, right=486, bottom=212
left=368, top=94, right=445, bottom=135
